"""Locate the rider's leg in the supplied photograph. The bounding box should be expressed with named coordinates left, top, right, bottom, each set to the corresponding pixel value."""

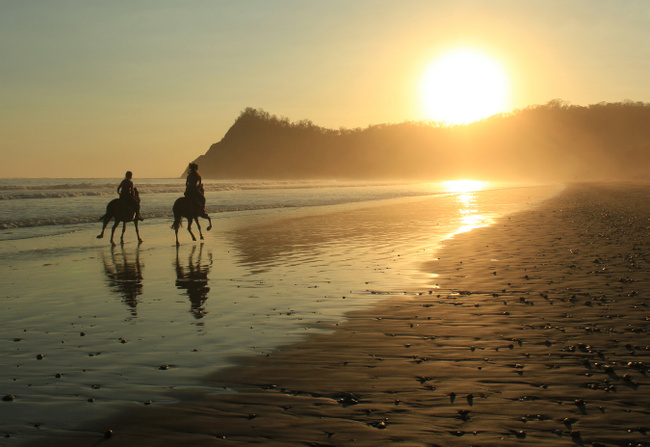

left=132, top=198, right=143, bottom=221
left=198, top=193, right=207, bottom=213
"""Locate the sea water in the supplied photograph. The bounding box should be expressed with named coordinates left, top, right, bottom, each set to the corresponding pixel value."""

left=0, top=179, right=561, bottom=442
left=0, top=179, right=457, bottom=238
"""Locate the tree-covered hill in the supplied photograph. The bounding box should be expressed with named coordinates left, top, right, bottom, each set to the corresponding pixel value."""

left=191, top=101, right=650, bottom=181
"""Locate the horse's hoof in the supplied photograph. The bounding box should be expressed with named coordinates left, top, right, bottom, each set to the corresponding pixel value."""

left=207, top=226, right=212, bottom=231
left=97, top=235, right=103, bottom=239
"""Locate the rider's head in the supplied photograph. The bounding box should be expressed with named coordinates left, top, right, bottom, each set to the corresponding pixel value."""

left=188, top=163, right=198, bottom=172
left=125, top=171, right=133, bottom=179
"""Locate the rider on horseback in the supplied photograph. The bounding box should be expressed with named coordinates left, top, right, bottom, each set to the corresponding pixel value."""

left=173, top=164, right=211, bottom=245
left=185, top=163, right=206, bottom=213
left=118, top=171, right=143, bottom=221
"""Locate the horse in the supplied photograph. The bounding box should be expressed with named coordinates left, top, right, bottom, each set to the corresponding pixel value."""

left=97, top=189, right=143, bottom=246
left=171, top=196, right=212, bottom=246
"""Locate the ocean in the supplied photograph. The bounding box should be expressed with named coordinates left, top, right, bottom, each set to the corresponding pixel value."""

left=0, top=178, right=561, bottom=443
left=0, top=178, right=468, bottom=240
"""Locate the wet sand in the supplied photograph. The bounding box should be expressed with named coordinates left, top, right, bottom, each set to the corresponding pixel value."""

left=31, top=183, right=650, bottom=446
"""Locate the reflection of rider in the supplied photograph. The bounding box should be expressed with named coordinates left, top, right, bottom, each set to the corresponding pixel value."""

left=175, top=244, right=212, bottom=319
left=102, top=245, right=144, bottom=317
left=118, top=171, right=143, bottom=221
left=185, top=163, right=206, bottom=212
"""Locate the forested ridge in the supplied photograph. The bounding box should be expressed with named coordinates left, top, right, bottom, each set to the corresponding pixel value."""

left=192, top=101, right=650, bottom=181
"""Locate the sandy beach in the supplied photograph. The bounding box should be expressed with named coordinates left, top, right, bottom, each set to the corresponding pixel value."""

left=4, top=2, right=650, bottom=446
left=18, top=182, right=646, bottom=447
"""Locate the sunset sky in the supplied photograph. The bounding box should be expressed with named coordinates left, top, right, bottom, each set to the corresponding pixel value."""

left=2, top=0, right=649, bottom=178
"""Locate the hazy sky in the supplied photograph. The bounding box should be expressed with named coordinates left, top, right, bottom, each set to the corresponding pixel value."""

left=2, top=0, right=649, bottom=178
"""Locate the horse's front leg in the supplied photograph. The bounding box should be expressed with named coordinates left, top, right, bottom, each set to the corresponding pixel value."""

left=110, top=221, right=119, bottom=247
left=186, top=218, right=197, bottom=241
left=199, top=209, right=212, bottom=231
left=134, top=220, right=143, bottom=244
left=195, top=218, right=204, bottom=240
left=120, top=222, right=127, bottom=245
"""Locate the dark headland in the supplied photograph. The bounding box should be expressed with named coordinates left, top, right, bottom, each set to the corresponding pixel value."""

left=191, top=101, right=650, bottom=182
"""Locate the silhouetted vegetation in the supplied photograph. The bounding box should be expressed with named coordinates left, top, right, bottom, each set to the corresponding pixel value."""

left=192, top=102, right=650, bottom=181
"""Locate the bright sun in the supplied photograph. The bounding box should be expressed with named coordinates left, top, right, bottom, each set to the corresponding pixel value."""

left=420, top=48, right=510, bottom=125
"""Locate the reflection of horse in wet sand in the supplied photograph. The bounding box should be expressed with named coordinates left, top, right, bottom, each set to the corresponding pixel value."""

left=175, top=243, right=212, bottom=318
left=171, top=197, right=212, bottom=246
left=102, top=245, right=144, bottom=316
left=97, top=190, right=143, bottom=246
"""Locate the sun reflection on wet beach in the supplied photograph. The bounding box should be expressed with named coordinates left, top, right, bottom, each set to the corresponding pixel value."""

left=443, top=180, right=493, bottom=236
left=442, top=179, right=488, bottom=193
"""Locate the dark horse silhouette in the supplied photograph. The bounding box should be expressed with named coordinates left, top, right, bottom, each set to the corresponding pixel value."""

left=97, top=190, right=143, bottom=246
left=171, top=197, right=212, bottom=245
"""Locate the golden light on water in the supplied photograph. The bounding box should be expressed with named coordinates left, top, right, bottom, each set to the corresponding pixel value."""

left=442, top=179, right=488, bottom=193
left=420, top=48, right=510, bottom=125
left=456, top=208, right=491, bottom=235
left=443, top=180, right=492, bottom=236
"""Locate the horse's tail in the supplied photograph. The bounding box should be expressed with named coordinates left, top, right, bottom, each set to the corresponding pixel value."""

left=100, top=199, right=120, bottom=223
left=171, top=198, right=182, bottom=231
left=99, top=203, right=113, bottom=222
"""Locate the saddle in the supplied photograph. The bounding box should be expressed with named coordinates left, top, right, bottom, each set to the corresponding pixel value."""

left=184, top=185, right=206, bottom=209
left=119, top=192, right=140, bottom=216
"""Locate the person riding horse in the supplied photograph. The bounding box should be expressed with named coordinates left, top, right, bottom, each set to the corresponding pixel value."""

left=118, top=171, right=143, bottom=221
left=172, top=163, right=211, bottom=245
left=185, top=163, right=206, bottom=213
left=97, top=171, right=143, bottom=245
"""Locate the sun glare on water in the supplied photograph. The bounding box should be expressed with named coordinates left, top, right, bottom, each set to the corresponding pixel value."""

left=442, top=179, right=487, bottom=193
left=442, top=180, right=491, bottom=236
left=420, top=48, right=510, bottom=125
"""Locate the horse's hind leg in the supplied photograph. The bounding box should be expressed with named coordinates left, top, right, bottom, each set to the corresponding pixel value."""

left=134, top=221, right=143, bottom=244
left=110, top=221, right=119, bottom=246
left=97, top=216, right=111, bottom=239
left=186, top=218, right=197, bottom=241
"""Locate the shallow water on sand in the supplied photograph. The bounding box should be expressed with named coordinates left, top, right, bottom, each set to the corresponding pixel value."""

left=0, top=182, right=561, bottom=442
